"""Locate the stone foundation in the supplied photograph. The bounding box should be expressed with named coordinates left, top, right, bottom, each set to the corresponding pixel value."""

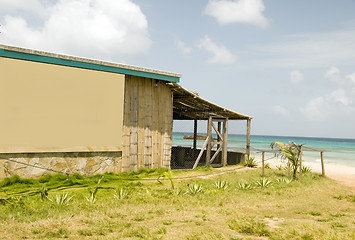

left=0, top=151, right=122, bottom=179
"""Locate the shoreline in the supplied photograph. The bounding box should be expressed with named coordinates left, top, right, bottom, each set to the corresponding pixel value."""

left=254, top=156, right=355, bottom=192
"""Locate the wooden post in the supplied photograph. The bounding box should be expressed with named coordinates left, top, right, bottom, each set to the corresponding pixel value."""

left=287, top=160, right=290, bottom=177
left=206, top=116, right=212, bottom=165
left=320, top=151, right=325, bottom=177
left=298, top=146, right=303, bottom=180
left=261, top=151, right=265, bottom=177
left=245, top=119, right=251, bottom=164
left=222, top=118, right=228, bottom=166
left=193, top=119, right=197, bottom=159
left=217, top=121, right=221, bottom=163
left=193, top=119, right=197, bottom=151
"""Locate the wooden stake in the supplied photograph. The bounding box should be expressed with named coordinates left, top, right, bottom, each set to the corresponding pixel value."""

left=320, top=151, right=325, bottom=177
left=299, top=146, right=303, bottom=180
left=261, top=151, right=265, bottom=177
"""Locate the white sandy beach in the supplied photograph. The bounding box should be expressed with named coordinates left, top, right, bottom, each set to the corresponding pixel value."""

left=256, top=157, right=355, bottom=192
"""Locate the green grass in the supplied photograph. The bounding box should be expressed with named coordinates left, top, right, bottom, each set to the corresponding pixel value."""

left=0, top=167, right=354, bottom=239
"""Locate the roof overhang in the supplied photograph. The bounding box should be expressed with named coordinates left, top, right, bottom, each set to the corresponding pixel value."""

left=170, top=83, right=252, bottom=120
left=0, top=44, right=181, bottom=83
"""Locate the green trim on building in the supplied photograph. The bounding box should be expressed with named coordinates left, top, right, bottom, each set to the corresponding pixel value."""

left=0, top=48, right=180, bottom=82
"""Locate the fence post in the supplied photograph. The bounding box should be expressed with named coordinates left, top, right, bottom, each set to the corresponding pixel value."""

left=320, top=151, right=325, bottom=177
left=299, top=146, right=303, bottom=180
left=261, top=151, right=265, bottom=177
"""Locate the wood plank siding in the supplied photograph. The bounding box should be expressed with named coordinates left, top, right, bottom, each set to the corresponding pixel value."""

left=122, top=76, right=173, bottom=172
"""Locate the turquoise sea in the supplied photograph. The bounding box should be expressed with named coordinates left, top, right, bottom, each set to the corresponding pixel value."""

left=173, top=132, right=355, bottom=167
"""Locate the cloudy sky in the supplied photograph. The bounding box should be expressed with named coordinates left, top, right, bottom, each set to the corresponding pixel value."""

left=1, top=0, right=355, bottom=139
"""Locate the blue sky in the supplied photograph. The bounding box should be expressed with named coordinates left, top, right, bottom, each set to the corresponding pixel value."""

left=1, top=0, right=355, bottom=138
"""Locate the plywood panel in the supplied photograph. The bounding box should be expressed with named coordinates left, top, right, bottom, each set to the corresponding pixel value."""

left=122, top=77, right=173, bottom=171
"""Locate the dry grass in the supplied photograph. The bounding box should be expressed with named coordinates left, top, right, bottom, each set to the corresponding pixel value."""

left=0, top=166, right=354, bottom=239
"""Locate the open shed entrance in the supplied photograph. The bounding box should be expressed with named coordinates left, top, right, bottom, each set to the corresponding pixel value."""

left=169, top=83, right=252, bottom=169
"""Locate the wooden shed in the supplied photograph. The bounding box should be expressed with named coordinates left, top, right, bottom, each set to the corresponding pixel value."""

left=0, top=45, right=251, bottom=179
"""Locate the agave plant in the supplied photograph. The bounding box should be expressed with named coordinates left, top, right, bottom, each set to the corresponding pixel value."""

left=302, top=166, right=312, bottom=173
left=237, top=182, right=252, bottom=190
left=52, top=192, right=73, bottom=206
left=276, top=178, right=293, bottom=184
left=186, top=183, right=203, bottom=195
left=256, top=178, right=272, bottom=188
left=271, top=141, right=302, bottom=178
left=157, top=170, right=174, bottom=190
left=244, top=157, right=257, bottom=168
left=85, top=177, right=102, bottom=203
left=214, top=180, right=229, bottom=190
left=276, top=164, right=284, bottom=171
left=114, top=188, right=129, bottom=200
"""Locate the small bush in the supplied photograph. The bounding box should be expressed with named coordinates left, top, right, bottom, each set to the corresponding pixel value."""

left=0, top=175, right=34, bottom=187
left=228, top=217, right=270, bottom=237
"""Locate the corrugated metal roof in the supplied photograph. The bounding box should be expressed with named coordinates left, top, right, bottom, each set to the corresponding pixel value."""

left=0, top=44, right=181, bottom=82
left=170, top=83, right=252, bottom=120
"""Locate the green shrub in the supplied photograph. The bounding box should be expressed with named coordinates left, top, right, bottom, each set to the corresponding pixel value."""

left=228, top=217, right=270, bottom=236
left=245, top=157, right=257, bottom=168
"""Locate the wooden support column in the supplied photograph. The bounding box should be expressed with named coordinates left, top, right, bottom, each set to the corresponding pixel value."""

left=206, top=116, right=212, bottom=165
left=193, top=119, right=197, bottom=151
left=245, top=118, right=251, bottom=163
left=222, top=118, right=228, bottom=166
left=217, top=121, right=221, bottom=162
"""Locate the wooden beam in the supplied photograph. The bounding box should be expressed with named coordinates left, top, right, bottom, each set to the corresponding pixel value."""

left=209, top=146, right=223, bottom=164
left=193, top=136, right=211, bottom=169
left=211, top=121, right=223, bottom=141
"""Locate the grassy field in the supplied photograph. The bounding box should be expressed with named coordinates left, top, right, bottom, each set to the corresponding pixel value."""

left=0, top=166, right=354, bottom=239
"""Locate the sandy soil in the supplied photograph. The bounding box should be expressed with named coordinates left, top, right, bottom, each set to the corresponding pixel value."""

left=257, top=157, right=355, bottom=192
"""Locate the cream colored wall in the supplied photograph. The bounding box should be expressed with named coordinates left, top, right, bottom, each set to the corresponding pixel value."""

left=0, top=57, right=125, bottom=153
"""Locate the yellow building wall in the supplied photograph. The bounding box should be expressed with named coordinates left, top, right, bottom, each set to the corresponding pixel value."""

left=0, top=57, right=125, bottom=153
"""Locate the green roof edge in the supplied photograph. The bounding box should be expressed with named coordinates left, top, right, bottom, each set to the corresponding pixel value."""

left=0, top=48, right=180, bottom=83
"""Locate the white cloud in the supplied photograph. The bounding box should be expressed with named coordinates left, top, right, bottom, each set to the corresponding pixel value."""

left=325, top=66, right=342, bottom=84
left=300, top=97, right=328, bottom=122
left=197, top=35, right=237, bottom=65
left=328, top=89, right=352, bottom=107
left=290, top=70, right=303, bottom=84
left=301, top=67, right=355, bottom=121
left=345, top=72, right=355, bottom=84
left=0, top=0, right=151, bottom=60
left=176, top=40, right=192, bottom=55
left=0, top=0, right=44, bottom=13
left=273, top=106, right=290, bottom=118
left=252, top=29, right=355, bottom=69
left=204, top=0, right=269, bottom=28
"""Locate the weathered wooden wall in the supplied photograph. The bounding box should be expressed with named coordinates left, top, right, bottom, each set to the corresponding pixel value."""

left=122, top=76, right=173, bottom=172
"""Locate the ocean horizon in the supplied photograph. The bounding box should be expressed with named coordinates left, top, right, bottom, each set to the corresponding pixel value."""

left=172, top=132, right=355, bottom=168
